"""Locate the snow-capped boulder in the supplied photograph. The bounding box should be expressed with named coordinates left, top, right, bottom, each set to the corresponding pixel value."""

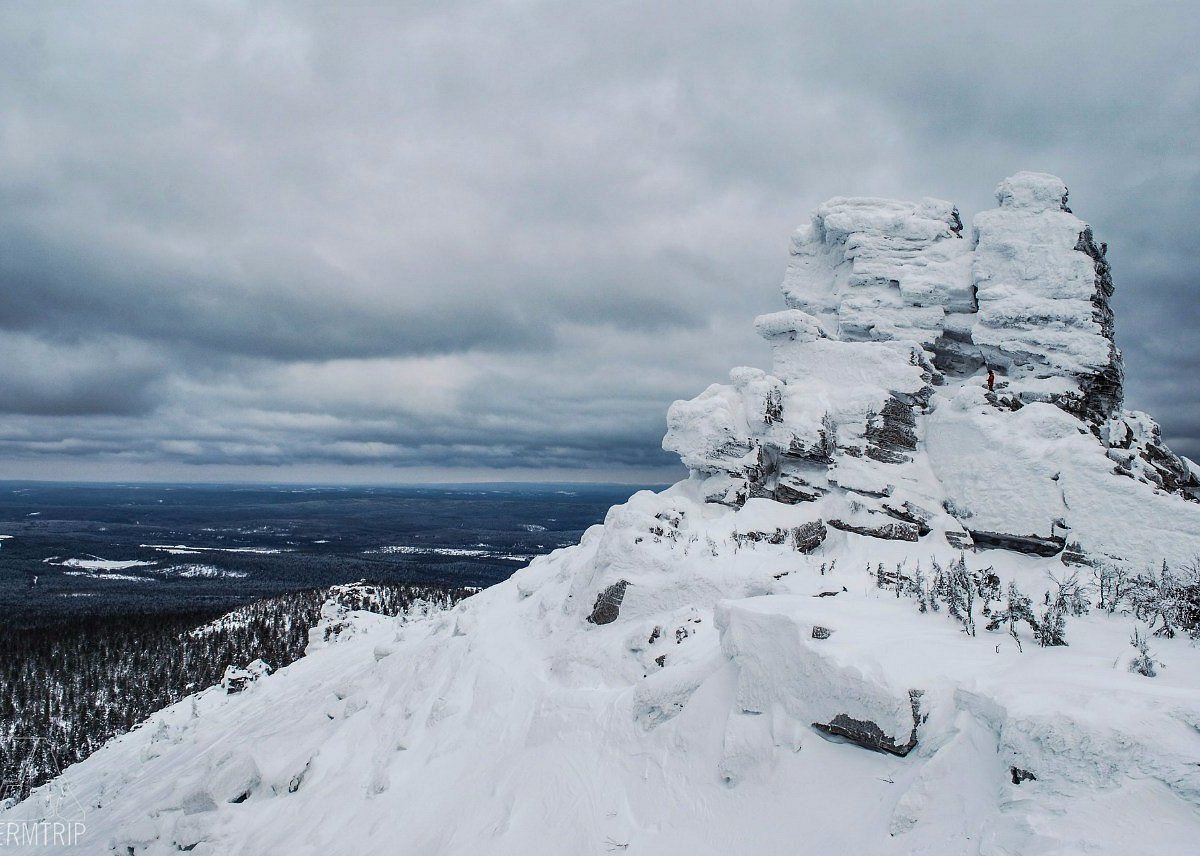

left=221, top=659, right=272, bottom=693
left=307, top=581, right=411, bottom=651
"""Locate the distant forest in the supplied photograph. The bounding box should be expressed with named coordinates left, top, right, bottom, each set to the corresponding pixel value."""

left=0, top=581, right=473, bottom=805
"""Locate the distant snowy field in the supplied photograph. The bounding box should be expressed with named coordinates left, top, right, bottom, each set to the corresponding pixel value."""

left=0, top=483, right=645, bottom=622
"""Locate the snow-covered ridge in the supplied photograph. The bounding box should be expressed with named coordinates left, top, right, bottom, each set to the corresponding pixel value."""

left=5, top=174, right=1200, bottom=855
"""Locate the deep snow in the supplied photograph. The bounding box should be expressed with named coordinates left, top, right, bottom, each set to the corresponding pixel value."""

left=4, top=173, right=1200, bottom=855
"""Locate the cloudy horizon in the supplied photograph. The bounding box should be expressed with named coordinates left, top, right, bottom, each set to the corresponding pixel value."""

left=2, top=1, right=1198, bottom=485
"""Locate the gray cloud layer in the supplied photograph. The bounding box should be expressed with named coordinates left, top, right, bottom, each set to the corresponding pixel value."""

left=1, top=1, right=1197, bottom=482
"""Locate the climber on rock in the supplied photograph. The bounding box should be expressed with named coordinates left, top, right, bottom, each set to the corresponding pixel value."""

left=986, top=367, right=996, bottom=392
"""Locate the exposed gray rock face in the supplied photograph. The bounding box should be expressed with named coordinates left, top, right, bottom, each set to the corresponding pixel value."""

left=731, top=523, right=827, bottom=552
left=1072, top=226, right=1123, bottom=427
left=813, top=690, right=924, bottom=757
left=969, top=530, right=1065, bottom=558
left=944, top=531, right=973, bottom=550
left=791, top=520, right=828, bottom=553
left=587, top=580, right=630, bottom=625
left=829, top=517, right=921, bottom=543
left=1102, top=411, right=1200, bottom=500
left=881, top=501, right=933, bottom=536
left=1011, top=767, right=1037, bottom=785
left=865, top=397, right=920, bottom=464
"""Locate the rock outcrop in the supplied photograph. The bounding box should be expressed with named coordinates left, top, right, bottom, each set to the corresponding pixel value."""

left=664, top=172, right=1200, bottom=568
left=587, top=579, right=630, bottom=625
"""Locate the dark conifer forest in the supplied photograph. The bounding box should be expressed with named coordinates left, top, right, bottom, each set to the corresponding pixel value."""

left=0, top=582, right=472, bottom=804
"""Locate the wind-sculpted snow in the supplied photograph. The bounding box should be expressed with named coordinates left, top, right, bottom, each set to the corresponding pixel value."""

left=9, top=486, right=1200, bottom=854
left=5, top=174, right=1200, bottom=855
left=777, top=171, right=1123, bottom=426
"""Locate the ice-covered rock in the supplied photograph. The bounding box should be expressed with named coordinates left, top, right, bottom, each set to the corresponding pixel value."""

left=972, top=172, right=1123, bottom=426
left=220, top=660, right=271, bottom=694
left=780, top=195, right=972, bottom=348
left=665, top=172, right=1200, bottom=567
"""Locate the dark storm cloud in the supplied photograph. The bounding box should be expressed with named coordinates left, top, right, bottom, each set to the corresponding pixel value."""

left=0, top=1, right=1197, bottom=481
left=0, top=228, right=559, bottom=361
left=0, top=334, right=164, bottom=416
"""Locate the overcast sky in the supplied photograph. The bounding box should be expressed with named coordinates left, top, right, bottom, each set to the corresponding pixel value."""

left=1, top=1, right=1197, bottom=484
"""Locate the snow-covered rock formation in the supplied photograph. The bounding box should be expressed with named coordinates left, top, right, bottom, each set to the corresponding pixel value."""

left=666, top=171, right=1200, bottom=566
left=5, top=173, right=1200, bottom=856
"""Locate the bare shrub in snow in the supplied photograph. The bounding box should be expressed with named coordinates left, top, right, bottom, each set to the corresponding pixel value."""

left=1049, top=571, right=1090, bottom=617
left=1091, top=563, right=1131, bottom=613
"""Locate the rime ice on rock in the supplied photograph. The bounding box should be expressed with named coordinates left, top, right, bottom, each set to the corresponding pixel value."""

left=972, top=172, right=1123, bottom=426
left=221, top=660, right=271, bottom=694
left=665, top=172, right=1200, bottom=565
left=780, top=195, right=973, bottom=352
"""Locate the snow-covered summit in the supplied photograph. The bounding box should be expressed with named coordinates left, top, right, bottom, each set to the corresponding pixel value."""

left=6, top=175, right=1200, bottom=856
left=777, top=171, right=1121, bottom=426
left=668, top=172, right=1197, bottom=565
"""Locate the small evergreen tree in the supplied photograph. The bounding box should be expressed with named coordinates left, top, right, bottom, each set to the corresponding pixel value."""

left=1128, top=627, right=1158, bottom=677
left=939, top=556, right=977, bottom=636
left=905, top=563, right=930, bottom=614
left=986, top=581, right=1039, bottom=652
left=1036, top=600, right=1067, bottom=647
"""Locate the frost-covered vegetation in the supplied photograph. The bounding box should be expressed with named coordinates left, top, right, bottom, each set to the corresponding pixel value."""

left=875, top=553, right=1200, bottom=654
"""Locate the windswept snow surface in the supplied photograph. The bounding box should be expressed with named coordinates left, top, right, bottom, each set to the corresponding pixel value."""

left=6, top=173, right=1200, bottom=854
left=7, top=495, right=1200, bottom=854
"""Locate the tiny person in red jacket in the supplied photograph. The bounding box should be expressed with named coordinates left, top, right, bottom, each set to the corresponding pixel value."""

left=986, top=367, right=996, bottom=391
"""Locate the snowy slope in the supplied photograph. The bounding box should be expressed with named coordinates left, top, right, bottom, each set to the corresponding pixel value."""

left=5, top=174, right=1200, bottom=856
